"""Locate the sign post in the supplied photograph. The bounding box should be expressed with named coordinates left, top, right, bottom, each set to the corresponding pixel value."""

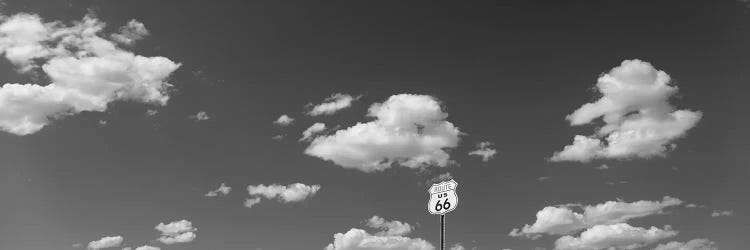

left=428, top=179, right=458, bottom=250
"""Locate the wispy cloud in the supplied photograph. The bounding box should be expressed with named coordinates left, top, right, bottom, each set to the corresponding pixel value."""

left=306, top=93, right=360, bottom=116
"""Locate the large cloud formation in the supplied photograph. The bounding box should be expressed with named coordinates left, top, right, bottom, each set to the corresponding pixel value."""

left=325, top=216, right=433, bottom=250
left=551, top=60, right=701, bottom=162
left=0, top=13, right=180, bottom=135
left=510, top=197, right=682, bottom=238
left=305, top=94, right=461, bottom=172
left=154, top=219, right=197, bottom=245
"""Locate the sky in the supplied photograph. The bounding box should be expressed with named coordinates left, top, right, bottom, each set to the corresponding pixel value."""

left=0, top=0, right=749, bottom=250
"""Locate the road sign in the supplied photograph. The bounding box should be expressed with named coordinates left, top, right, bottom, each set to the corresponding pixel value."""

left=428, top=179, right=458, bottom=215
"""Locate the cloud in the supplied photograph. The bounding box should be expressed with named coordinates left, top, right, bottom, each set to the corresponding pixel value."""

left=246, top=183, right=321, bottom=207
left=510, top=196, right=682, bottom=238
left=324, top=229, right=434, bottom=250
left=551, top=59, right=702, bottom=162
left=427, top=172, right=453, bottom=185
left=711, top=210, right=734, bottom=217
left=554, top=224, right=677, bottom=250
left=274, top=114, right=294, bottom=126
left=133, top=246, right=160, bottom=250
left=189, top=111, right=209, bottom=121
left=87, top=236, right=123, bottom=250
left=155, top=219, right=197, bottom=245
left=450, top=243, right=466, bottom=250
left=145, top=109, right=159, bottom=117
left=596, top=164, right=610, bottom=170
left=0, top=13, right=180, bottom=135
left=305, top=94, right=461, bottom=172
left=468, top=141, right=497, bottom=162
left=205, top=183, right=231, bottom=197
left=307, top=93, right=359, bottom=116
left=243, top=197, right=262, bottom=208
left=110, top=19, right=148, bottom=45
left=271, top=134, right=284, bottom=140
left=365, top=216, right=413, bottom=236
left=652, top=238, right=717, bottom=250
left=300, top=122, right=326, bottom=141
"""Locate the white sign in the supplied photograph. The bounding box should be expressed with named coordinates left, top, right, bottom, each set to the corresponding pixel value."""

left=428, top=179, right=458, bottom=215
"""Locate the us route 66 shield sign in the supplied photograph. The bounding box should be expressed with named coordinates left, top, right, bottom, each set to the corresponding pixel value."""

left=428, top=179, right=458, bottom=215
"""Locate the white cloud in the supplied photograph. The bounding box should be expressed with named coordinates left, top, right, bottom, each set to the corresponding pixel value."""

left=246, top=183, right=320, bottom=207
left=300, top=122, right=326, bottom=141
left=555, top=223, right=677, bottom=250
left=450, top=243, right=466, bottom=250
left=133, top=246, right=160, bottom=250
left=87, top=236, right=123, bottom=250
left=468, top=141, right=497, bottom=162
left=307, top=93, right=359, bottom=116
left=652, top=238, right=717, bottom=250
left=122, top=248, right=131, bottom=250
left=0, top=13, right=180, bottom=135
left=711, top=210, right=734, bottom=217
left=145, top=109, right=159, bottom=117
left=510, top=197, right=682, bottom=238
left=274, top=114, right=294, bottom=126
left=324, top=228, right=434, bottom=250
left=189, top=111, right=209, bottom=121
left=243, top=197, right=262, bottom=208
left=110, top=19, right=148, bottom=45
left=596, top=164, right=610, bottom=170
left=427, top=172, right=453, bottom=185
left=271, top=134, right=284, bottom=140
left=551, top=59, right=702, bottom=162
left=365, top=216, right=413, bottom=236
left=155, top=219, right=197, bottom=245
left=205, top=183, right=231, bottom=197
left=305, top=94, right=461, bottom=172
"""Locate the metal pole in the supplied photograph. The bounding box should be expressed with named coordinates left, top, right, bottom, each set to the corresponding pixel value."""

left=441, top=214, right=445, bottom=250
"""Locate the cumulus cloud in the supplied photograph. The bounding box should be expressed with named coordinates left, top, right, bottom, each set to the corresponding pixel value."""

left=133, top=246, right=160, bottom=250
left=189, top=111, right=209, bottom=121
left=468, top=141, right=497, bottom=162
left=204, top=183, right=231, bottom=197
left=510, top=197, right=682, bottom=238
left=110, top=19, right=148, bottom=45
left=652, top=238, right=717, bottom=250
left=711, top=210, right=734, bottom=217
left=155, top=219, right=197, bottom=245
left=0, top=13, right=180, bottom=135
left=555, top=224, right=677, bottom=250
left=307, top=93, right=359, bottom=116
left=324, top=229, right=433, bottom=250
left=274, top=114, right=294, bottom=126
left=300, top=122, right=326, bottom=141
left=365, top=216, right=413, bottom=236
left=245, top=183, right=320, bottom=207
left=551, top=59, right=702, bottom=162
left=87, top=236, right=123, bottom=250
left=305, top=94, right=461, bottom=172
